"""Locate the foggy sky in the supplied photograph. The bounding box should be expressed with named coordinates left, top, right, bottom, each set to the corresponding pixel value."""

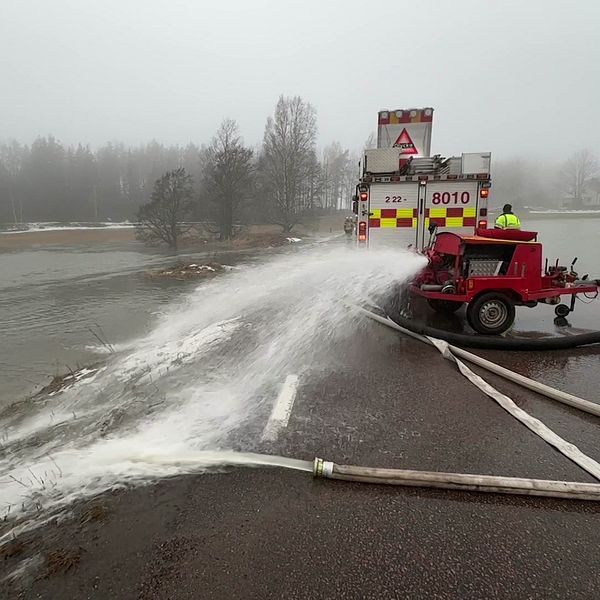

left=2, top=0, right=599, bottom=159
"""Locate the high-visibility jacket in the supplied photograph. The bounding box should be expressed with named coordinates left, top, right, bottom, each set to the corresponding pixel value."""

left=495, top=212, right=521, bottom=230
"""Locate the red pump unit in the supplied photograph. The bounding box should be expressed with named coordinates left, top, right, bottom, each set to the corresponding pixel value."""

left=411, top=228, right=600, bottom=335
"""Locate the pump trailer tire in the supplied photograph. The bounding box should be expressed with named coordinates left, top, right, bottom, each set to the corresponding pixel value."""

left=466, top=292, right=516, bottom=335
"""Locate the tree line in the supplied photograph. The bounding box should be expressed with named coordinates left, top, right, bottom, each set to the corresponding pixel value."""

left=0, top=95, right=358, bottom=235
left=492, top=149, right=600, bottom=212
left=3, top=92, right=596, bottom=237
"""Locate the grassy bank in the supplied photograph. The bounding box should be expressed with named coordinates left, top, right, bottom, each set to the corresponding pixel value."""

left=0, top=215, right=345, bottom=250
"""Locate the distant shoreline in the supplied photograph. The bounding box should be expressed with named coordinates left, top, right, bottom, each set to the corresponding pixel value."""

left=0, top=227, right=138, bottom=248
left=524, top=210, right=600, bottom=219
left=486, top=210, right=600, bottom=220
left=0, top=226, right=309, bottom=250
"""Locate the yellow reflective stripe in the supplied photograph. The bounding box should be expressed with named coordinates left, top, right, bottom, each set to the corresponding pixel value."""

left=370, top=209, right=381, bottom=218
left=412, top=218, right=418, bottom=228
left=445, top=217, right=464, bottom=228
left=396, top=208, right=414, bottom=218
left=429, top=208, right=446, bottom=217
left=463, top=207, right=476, bottom=217
left=380, top=218, right=397, bottom=228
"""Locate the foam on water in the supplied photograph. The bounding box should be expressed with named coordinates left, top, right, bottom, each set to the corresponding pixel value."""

left=0, top=245, right=425, bottom=527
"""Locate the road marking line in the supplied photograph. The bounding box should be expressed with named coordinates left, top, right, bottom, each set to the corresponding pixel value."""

left=261, top=374, right=299, bottom=442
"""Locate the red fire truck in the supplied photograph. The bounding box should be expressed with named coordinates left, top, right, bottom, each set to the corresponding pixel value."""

left=353, top=108, right=491, bottom=250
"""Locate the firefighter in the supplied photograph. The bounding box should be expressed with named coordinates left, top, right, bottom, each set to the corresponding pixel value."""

left=343, top=217, right=354, bottom=237
left=495, top=204, right=521, bottom=230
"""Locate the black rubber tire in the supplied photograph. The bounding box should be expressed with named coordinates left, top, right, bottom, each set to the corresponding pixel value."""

left=466, top=292, right=516, bottom=335
left=555, top=303, right=571, bottom=318
left=427, top=298, right=463, bottom=313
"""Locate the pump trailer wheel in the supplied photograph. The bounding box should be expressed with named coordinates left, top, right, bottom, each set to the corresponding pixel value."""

left=466, top=292, right=515, bottom=335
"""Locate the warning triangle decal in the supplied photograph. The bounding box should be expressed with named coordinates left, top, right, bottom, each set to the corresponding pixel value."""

left=392, top=128, right=418, bottom=154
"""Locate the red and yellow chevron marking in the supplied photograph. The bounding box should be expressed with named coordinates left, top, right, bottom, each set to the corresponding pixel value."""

left=368, top=207, right=476, bottom=229
left=425, top=207, right=476, bottom=228
left=369, top=208, right=418, bottom=228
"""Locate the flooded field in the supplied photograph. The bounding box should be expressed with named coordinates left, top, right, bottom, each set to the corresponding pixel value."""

left=0, top=239, right=259, bottom=406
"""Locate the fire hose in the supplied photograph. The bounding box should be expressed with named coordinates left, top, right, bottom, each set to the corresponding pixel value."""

left=386, top=310, right=600, bottom=350
left=359, top=307, right=600, bottom=418
left=312, top=458, right=600, bottom=501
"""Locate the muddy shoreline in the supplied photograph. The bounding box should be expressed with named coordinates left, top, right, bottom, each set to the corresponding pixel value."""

left=0, top=228, right=138, bottom=248
left=0, top=224, right=310, bottom=262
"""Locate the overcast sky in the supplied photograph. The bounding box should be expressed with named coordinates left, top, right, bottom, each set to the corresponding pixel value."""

left=2, top=0, right=599, bottom=159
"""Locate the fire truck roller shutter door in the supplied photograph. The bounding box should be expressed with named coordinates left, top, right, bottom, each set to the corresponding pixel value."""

left=367, top=182, right=420, bottom=248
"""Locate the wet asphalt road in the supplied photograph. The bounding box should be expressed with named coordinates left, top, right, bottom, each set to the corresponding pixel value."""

left=4, top=317, right=600, bottom=599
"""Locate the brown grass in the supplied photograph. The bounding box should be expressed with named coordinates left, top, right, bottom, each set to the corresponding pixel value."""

left=43, top=548, right=82, bottom=577
left=0, top=539, right=25, bottom=559
left=79, top=504, right=109, bottom=524
left=147, top=261, right=225, bottom=280
left=230, top=233, right=295, bottom=248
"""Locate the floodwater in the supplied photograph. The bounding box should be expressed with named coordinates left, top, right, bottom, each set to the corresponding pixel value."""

left=527, top=217, right=600, bottom=263
left=2, top=242, right=188, bottom=405
left=0, top=240, right=272, bottom=406
left=515, top=218, right=600, bottom=331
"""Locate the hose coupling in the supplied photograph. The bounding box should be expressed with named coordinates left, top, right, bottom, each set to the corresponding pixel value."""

left=313, top=457, right=334, bottom=478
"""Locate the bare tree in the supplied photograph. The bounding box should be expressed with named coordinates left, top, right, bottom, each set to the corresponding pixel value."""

left=321, top=142, right=351, bottom=210
left=136, top=168, right=194, bottom=250
left=203, top=119, right=254, bottom=240
left=259, top=95, right=318, bottom=232
left=343, top=151, right=360, bottom=210
left=0, top=141, right=25, bottom=223
left=560, top=149, right=598, bottom=207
